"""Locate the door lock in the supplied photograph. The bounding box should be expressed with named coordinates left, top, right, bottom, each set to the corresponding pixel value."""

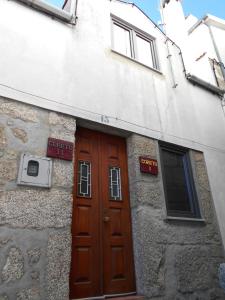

left=103, top=216, right=110, bottom=222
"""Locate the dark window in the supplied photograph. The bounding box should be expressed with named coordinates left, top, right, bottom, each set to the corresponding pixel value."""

left=77, top=161, right=91, bottom=198
left=27, top=160, right=39, bottom=177
left=159, top=142, right=200, bottom=218
left=109, top=166, right=122, bottom=201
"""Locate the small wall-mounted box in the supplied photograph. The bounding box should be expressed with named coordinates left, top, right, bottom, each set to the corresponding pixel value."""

left=17, top=153, right=52, bottom=188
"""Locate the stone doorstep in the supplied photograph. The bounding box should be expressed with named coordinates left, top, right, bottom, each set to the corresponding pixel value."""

left=72, top=296, right=144, bottom=300
left=106, top=296, right=144, bottom=300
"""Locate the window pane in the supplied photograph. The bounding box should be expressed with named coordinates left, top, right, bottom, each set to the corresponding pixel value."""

left=78, top=161, right=91, bottom=197
left=109, top=167, right=122, bottom=201
left=113, top=23, right=132, bottom=58
left=162, top=150, right=191, bottom=213
left=136, top=35, right=153, bottom=67
left=27, top=160, right=39, bottom=177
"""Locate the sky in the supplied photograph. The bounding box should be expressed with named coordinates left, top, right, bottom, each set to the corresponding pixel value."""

left=48, top=0, right=225, bottom=23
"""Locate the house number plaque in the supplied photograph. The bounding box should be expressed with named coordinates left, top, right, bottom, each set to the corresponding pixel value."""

left=139, top=157, right=158, bottom=175
left=47, top=138, right=73, bottom=161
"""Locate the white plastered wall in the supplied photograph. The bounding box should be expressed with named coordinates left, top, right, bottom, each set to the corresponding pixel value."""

left=0, top=0, right=225, bottom=246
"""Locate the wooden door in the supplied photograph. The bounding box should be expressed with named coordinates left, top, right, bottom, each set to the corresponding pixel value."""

left=70, top=128, right=135, bottom=299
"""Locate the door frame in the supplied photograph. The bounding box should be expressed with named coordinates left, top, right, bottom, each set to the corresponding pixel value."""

left=69, top=127, right=136, bottom=299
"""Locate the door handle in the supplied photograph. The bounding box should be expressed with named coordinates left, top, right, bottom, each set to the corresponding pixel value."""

left=103, top=208, right=110, bottom=223
left=103, top=216, right=110, bottom=222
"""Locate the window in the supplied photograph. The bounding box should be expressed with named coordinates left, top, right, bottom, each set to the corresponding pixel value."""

left=78, top=161, right=91, bottom=197
left=17, top=0, right=76, bottom=23
left=111, top=16, right=159, bottom=70
left=27, top=160, right=39, bottom=177
left=113, top=23, right=132, bottom=58
left=109, top=167, right=122, bottom=201
left=209, top=58, right=225, bottom=90
left=159, top=142, right=200, bottom=218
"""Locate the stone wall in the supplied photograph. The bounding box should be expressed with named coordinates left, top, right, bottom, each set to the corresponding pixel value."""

left=1, top=97, right=225, bottom=300
left=0, top=97, right=76, bottom=300
left=127, top=134, right=225, bottom=300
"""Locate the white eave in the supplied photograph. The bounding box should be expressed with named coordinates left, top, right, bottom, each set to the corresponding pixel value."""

left=188, top=14, right=225, bottom=34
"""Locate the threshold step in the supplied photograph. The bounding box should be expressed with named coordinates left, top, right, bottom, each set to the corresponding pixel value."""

left=107, top=296, right=144, bottom=300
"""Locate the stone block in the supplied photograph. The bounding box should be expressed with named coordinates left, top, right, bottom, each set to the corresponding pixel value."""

left=0, top=159, right=17, bottom=181
left=194, top=160, right=210, bottom=191
left=53, top=160, right=73, bottom=188
left=0, top=189, right=72, bottom=228
left=131, top=180, right=162, bottom=208
left=209, top=288, right=225, bottom=299
left=0, top=99, right=38, bottom=123
left=127, top=134, right=157, bottom=158
left=27, top=248, right=41, bottom=266
left=30, top=271, right=40, bottom=281
left=49, top=112, right=76, bottom=132
left=1, top=247, right=24, bottom=283
left=16, top=287, right=40, bottom=300
left=0, top=238, right=11, bottom=249
left=46, top=229, right=71, bottom=300
left=135, top=242, right=165, bottom=297
left=0, top=126, right=7, bottom=148
left=175, top=247, right=211, bottom=293
left=11, top=128, right=28, bottom=143
left=132, top=208, right=165, bottom=297
left=165, top=222, right=221, bottom=245
left=193, top=151, right=204, bottom=163
left=0, top=149, right=17, bottom=160
left=49, top=127, right=75, bottom=143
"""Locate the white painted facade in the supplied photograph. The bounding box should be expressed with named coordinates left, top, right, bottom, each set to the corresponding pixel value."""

left=185, top=13, right=225, bottom=87
left=1, top=0, right=225, bottom=247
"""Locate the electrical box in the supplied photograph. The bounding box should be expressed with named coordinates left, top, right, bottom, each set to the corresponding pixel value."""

left=17, top=153, right=52, bottom=188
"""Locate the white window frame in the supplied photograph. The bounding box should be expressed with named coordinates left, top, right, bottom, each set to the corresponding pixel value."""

left=111, top=15, right=160, bottom=71
left=17, top=0, right=77, bottom=23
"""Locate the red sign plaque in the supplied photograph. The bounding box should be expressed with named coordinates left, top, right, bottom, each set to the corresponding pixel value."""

left=139, top=157, right=158, bottom=175
left=47, top=138, right=73, bottom=161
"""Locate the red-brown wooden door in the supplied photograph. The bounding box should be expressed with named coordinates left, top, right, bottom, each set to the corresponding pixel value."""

left=70, top=128, right=135, bottom=299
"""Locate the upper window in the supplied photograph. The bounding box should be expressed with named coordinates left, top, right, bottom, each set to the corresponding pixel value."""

left=209, top=58, right=225, bottom=90
left=111, top=16, right=159, bottom=70
left=159, top=142, right=200, bottom=219
left=17, top=0, right=75, bottom=23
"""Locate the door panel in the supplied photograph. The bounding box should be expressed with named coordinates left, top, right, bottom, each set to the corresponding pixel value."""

left=101, top=134, right=135, bottom=295
left=70, top=129, right=101, bottom=299
left=70, top=128, right=135, bottom=299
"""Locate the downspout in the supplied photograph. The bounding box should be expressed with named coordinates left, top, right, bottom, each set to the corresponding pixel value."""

left=69, top=0, right=78, bottom=25
left=165, top=39, right=178, bottom=88
left=160, top=2, right=178, bottom=88
left=212, top=59, right=220, bottom=87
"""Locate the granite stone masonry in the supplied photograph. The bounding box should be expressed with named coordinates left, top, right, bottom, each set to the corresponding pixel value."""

left=1, top=96, right=225, bottom=300
left=0, top=97, right=76, bottom=299
left=127, top=134, right=225, bottom=300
